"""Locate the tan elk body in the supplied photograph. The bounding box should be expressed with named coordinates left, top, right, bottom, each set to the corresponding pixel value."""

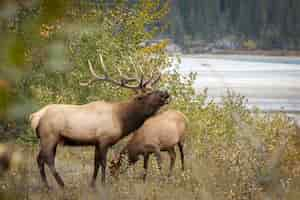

left=30, top=54, right=169, bottom=188
left=295, top=118, right=300, bottom=135
left=36, top=97, right=168, bottom=145
left=110, top=110, right=188, bottom=180
left=293, top=117, right=300, bottom=148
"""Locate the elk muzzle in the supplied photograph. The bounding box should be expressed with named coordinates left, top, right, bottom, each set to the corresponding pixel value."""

left=158, top=90, right=170, bottom=105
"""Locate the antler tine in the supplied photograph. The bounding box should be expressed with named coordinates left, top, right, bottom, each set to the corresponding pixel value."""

left=142, top=68, right=161, bottom=89
left=79, top=78, right=98, bottom=86
left=142, top=68, right=154, bottom=88
left=138, top=74, right=144, bottom=89
left=150, top=72, right=162, bottom=86
left=98, top=54, right=109, bottom=77
left=129, top=56, right=146, bottom=89
left=133, top=57, right=161, bottom=90
left=137, top=62, right=145, bottom=86
left=79, top=59, right=106, bottom=86
left=129, top=57, right=140, bottom=78
left=116, top=66, right=137, bottom=83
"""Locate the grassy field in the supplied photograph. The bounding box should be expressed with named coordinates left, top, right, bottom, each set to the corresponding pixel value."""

left=1, top=143, right=205, bottom=200
left=1, top=128, right=300, bottom=200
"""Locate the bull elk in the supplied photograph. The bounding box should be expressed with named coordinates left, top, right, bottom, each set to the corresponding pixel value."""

left=110, top=110, right=187, bottom=181
left=30, top=54, right=170, bottom=188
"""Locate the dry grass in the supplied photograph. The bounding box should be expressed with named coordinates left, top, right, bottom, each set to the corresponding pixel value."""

left=0, top=144, right=203, bottom=200
left=1, top=131, right=300, bottom=200
left=1, top=110, right=300, bottom=200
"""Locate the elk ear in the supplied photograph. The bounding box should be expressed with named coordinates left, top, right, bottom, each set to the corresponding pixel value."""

left=137, top=96, right=144, bottom=101
left=135, top=90, right=152, bottom=101
left=111, top=151, right=117, bottom=162
left=134, top=94, right=145, bottom=101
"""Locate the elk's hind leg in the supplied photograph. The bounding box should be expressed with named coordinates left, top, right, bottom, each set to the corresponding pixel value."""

left=46, top=144, right=65, bottom=188
left=90, top=144, right=100, bottom=187
left=39, top=138, right=64, bottom=188
left=37, top=149, right=50, bottom=188
left=178, top=142, right=184, bottom=171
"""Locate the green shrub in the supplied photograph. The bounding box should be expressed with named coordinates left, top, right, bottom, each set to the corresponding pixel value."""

left=242, top=39, right=257, bottom=50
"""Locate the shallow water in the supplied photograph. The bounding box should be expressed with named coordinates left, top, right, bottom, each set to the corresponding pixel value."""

left=178, top=54, right=300, bottom=113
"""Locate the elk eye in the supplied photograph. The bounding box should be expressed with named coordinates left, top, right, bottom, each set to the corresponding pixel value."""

left=136, top=96, right=144, bottom=101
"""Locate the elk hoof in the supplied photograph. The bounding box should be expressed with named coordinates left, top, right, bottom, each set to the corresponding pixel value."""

left=90, top=181, right=96, bottom=188
left=44, top=185, right=53, bottom=192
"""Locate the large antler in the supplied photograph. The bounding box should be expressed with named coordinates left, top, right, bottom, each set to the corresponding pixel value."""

left=128, top=56, right=161, bottom=91
left=80, top=54, right=161, bottom=92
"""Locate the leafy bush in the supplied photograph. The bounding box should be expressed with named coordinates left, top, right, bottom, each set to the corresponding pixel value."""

left=1, top=0, right=171, bottom=140
left=1, top=1, right=300, bottom=199
left=242, top=39, right=257, bottom=50
left=167, top=84, right=300, bottom=199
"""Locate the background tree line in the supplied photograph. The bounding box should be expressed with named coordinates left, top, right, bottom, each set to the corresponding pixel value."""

left=167, top=0, right=300, bottom=50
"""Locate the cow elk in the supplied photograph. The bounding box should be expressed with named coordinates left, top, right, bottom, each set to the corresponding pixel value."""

left=30, top=54, right=169, bottom=188
left=110, top=110, right=187, bottom=181
left=0, top=144, right=21, bottom=175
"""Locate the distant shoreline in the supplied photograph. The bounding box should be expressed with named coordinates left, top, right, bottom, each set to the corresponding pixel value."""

left=176, top=49, right=300, bottom=58
left=178, top=54, right=300, bottom=116
left=209, top=49, right=300, bottom=57
left=168, top=47, right=300, bottom=57
left=177, top=52, right=300, bottom=65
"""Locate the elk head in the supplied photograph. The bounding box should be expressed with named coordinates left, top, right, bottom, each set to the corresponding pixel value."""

left=110, top=150, right=140, bottom=176
left=109, top=150, right=127, bottom=177
left=0, top=144, right=21, bottom=175
left=109, top=152, right=121, bottom=177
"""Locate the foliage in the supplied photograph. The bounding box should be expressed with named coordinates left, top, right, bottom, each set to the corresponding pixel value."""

left=1, top=1, right=300, bottom=200
left=158, top=57, right=300, bottom=198
left=242, top=40, right=257, bottom=50
left=0, top=0, right=171, bottom=138
left=168, top=85, right=300, bottom=199
left=27, top=0, right=170, bottom=103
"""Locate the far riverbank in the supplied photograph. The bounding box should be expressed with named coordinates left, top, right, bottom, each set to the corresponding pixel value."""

left=177, top=54, right=300, bottom=114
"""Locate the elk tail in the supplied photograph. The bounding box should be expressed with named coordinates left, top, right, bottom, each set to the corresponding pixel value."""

left=35, top=123, right=40, bottom=139
left=29, top=113, right=41, bottom=139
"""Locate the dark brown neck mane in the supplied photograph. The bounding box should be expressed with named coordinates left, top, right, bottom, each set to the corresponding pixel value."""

left=117, top=100, right=158, bottom=138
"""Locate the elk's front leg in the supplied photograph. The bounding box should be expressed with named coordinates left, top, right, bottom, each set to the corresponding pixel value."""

left=91, top=144, right=100, bottom=187
left=143, top=154, right=150, bottom=181
left=178, top=142, right=185, bottom=171
left=154, top=148, right=162, bottom=171
left=99, top=147, right=108, bottom=184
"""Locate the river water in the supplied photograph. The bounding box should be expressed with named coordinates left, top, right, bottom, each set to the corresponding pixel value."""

left=178, top=54, right=300, bottom=114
